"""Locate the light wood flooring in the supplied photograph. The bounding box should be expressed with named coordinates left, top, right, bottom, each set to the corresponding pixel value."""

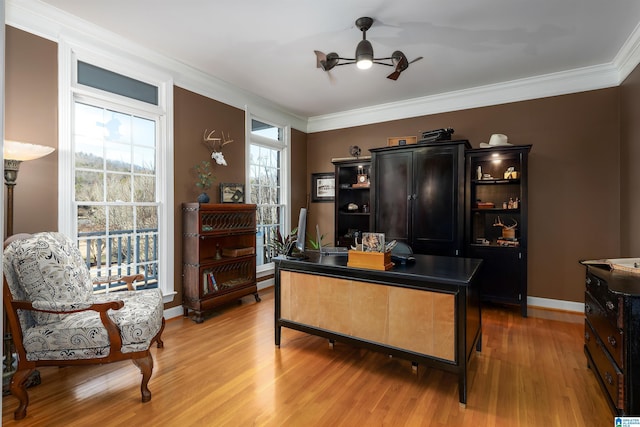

left=2, top=287, right=613, bottom=426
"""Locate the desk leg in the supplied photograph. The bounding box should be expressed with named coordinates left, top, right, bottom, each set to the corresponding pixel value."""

left=458, top=368, right=467, bottom=407
left=275, top=323, right=281, bottom=348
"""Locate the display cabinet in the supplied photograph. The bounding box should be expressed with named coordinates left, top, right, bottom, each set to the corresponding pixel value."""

left=332, top=157, right=371, bottom=247
left=182, top=203, right=259, bottom=323
left=465, top=145, right=531, bottom=317
left=370, top=140, right=469, bottom=256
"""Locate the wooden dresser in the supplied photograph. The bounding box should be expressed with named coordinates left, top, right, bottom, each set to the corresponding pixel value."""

left=582, top=261, right=640, bottom=415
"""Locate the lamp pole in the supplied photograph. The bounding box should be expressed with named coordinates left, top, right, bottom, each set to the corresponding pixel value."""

left=2, top=141, right=54, bottom=393
left=4, top=158, right=21, bottom=236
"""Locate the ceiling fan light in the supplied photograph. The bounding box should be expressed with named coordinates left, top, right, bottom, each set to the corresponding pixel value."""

left=356, top=39, right=373, bottom=70
left=357, top=58, right=373, bottom=70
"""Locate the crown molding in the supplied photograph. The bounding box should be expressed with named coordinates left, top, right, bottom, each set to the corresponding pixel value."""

left=7, top=0, right=640, bottom=135
left=5, top=0, right=308, bottom=132
left=614, top=20, right=640, bottom=84
left=306, top=63, right=620, bottom=133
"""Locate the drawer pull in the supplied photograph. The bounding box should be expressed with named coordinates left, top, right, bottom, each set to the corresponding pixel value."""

left=605, top=372, right=614, bottom=385
left=586, top=277, right=592, bottom=285
left=606, top=301, right=615, bottom=311
left=585, top=303, right=592, bottom=313
left=608, top=335, right=617, bottom=347
left=585, top=331, right=591, bottom=341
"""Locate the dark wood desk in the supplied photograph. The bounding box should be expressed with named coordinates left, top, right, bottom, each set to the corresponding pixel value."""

left=274, top=253, right=482, bottom=405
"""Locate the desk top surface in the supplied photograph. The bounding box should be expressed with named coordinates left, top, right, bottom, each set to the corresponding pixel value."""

left=275, top=252, right=483, bottom=288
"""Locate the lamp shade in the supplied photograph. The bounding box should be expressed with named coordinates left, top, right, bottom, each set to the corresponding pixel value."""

left=4, top=140, right=55, bottom=162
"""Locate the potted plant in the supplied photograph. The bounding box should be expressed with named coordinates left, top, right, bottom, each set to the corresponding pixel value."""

left=267, top=227, right=298, bottom=258
left=194, top=160, right=214, bottom=203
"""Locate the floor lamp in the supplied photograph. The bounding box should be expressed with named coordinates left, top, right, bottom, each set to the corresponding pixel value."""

left=3, top=139, right=55, bottom=393
left=4, top=140, right=56, bottom=236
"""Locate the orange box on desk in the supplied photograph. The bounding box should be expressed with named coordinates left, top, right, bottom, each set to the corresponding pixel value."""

left=347, top=250, right=394, bottom=271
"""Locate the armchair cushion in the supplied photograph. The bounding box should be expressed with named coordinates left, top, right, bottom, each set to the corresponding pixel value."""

left=23, top=289, right=164, bottom=361
left=8, top=233, right=92, bottom=325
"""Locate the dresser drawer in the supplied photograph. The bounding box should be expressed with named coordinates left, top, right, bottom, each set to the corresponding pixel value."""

left=586, top=272, right=624, bottom=329
left=585, top=320, right=624, bottom=411
left=585, top=291, right=624, bottom=368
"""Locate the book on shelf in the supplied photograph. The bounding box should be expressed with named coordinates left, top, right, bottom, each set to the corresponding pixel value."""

left=206, top=272, right=219, bottom=293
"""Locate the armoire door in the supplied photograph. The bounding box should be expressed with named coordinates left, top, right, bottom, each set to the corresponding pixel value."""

left=372, top=150, right=412, bottom=243
left=411, top=145, right=460, bottom=256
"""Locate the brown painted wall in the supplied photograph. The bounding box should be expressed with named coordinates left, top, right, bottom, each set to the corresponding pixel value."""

left=172, top=87, right=247, bottom=308
left=4, top=25, right=637, bottom=307
left=4, top=26, right=58, bottom=234
left=308, top=89, right=621, bottom=303
left=620, top=65, right=640, bottom=256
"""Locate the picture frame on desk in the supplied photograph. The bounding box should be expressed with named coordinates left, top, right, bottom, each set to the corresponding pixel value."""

left=311, top=172, right=335, bottom=202
left=220, top=183, right=245, bottom=203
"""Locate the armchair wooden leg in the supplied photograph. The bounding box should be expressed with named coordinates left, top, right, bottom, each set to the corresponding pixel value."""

left=10, top=368, right=34, bottom=420
left=133, top=354, right=153, bottom=403
left=152, top=317, right=166, bottom=349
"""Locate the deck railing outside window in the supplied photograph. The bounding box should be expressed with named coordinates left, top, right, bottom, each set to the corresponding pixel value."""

left=78, top=228, right=159, bottom=293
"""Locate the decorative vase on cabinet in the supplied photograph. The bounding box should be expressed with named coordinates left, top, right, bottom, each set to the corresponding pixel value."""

left=182, top=203, right=259, bottom=323
left=465, top=144, right=532, bottom=317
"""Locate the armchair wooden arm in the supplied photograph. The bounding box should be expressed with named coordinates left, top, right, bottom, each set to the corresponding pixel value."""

left=92, top=274, right=145, bottom=291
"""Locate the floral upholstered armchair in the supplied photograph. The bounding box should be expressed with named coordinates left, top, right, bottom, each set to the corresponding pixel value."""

left=2, top=232, right=165, bottom=420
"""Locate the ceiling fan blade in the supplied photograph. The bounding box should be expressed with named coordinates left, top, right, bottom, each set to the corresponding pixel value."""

left=314, top=51, right=340, bottom=71
left=387, top=51, right=422, bottom=80
left=314, top=50, right=327, bottom=69
left=386, top=70, right=401, bottom=80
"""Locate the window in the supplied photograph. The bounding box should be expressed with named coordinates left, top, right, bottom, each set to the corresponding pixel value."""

left=74, top=101, right=159, bottom=292
left=247, top=117, right=290, bottom=271
left=59, top=43, right=174, bottom=300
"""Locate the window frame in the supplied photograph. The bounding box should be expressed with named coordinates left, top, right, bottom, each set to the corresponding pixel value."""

left=58, top=39, right=176, bottom=303
left=245, top=109, right=291, bottom=276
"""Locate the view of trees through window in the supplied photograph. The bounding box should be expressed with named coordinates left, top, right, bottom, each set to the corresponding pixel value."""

left=74, top=101, right=159, bottom=291
left=249, top=119, right=286, bottom=266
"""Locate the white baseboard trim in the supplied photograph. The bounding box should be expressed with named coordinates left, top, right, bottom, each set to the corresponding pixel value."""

left=527, top=296, right=584, bottom=313
left=164, top=305, right=184, bottom=320
left=257, top=278, right=274, bottom=291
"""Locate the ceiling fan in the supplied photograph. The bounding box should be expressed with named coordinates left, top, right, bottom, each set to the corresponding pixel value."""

left=314, top=17, right=423, bottom=81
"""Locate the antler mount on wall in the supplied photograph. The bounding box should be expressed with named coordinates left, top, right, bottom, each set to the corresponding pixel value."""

left=314, top=17, right=423, bottom=80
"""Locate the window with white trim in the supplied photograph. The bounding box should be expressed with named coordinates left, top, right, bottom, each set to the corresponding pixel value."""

left=60, top=43, right=174, bottom=300
left=247, top=116, right=290, bottom=271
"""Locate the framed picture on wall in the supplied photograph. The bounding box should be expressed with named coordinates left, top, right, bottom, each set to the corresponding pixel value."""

left=311, top=173, right=335, bottom=202
left=220, top=183, right=245, bottom=203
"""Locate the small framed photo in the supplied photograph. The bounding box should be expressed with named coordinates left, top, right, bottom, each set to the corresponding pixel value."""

left=311, top=173, right=335, bottom=202
left=362, top=232, right=385, bottom=252
left=219, top=183, right=245, bottom=203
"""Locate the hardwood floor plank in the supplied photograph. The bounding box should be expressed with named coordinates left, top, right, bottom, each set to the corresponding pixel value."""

left=3, top=288, right=612, bottom=426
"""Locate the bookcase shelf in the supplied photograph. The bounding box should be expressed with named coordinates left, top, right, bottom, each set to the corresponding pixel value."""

left=182, top=203, right=259, bottom=323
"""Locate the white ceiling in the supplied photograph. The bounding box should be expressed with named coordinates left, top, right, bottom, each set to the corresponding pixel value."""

left=18, top=1, right=640, bottom=120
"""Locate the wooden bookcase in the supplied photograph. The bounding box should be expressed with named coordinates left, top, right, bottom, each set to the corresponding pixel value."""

left=182, top=203, right=259, bottom=323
